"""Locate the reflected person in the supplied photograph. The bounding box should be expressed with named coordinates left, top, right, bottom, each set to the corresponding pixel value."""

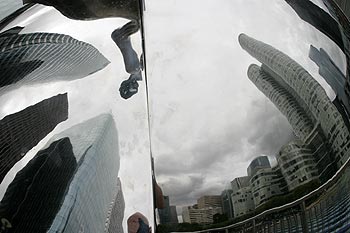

left=127, top=212, right=151, bottom=233
left=111, top=20, right=143, bottom=99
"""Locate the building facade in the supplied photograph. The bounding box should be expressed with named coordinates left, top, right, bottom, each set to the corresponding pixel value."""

left=231, top=186, right=254, bottom=218
left=247, top=156, right=271, bottom=177
left=197, top=195, right=222, bottom=209
left=0, top=30, right=110, bottom=93
left=309, top=45, right=350, bottom=117
left=239, top=33, right=350, bottom=169
left=0, top=93, right=68, bottom=183
left=0, top=137, right=77, bottom=232
left=251, top=166, right=288, bottom=207
left=277, top=140, right=319, bottom=191
left=182, top=206, right=222, bottom=224
left=221, top=189, right=234, bottom=219
left=47, top=114, right=123, bottom=233
left=158, top=196, right=178, bottom=224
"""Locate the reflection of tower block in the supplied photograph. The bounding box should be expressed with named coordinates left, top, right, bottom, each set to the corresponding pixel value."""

left=345, top=80, right=350, bottom=99
left=303, top=123, right=337, bottom=182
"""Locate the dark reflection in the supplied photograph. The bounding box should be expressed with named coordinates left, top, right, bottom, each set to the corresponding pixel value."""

left=23, top=0, right=141, bottom=20
left=0, top=93, right=68, bottom=183
left=0, top=114, right=124, bottom=232
left=0, top=137, right=76, bottom=233
left=285, top=0, right=345, bottom=52
left=309, top=45, right=350, bottom=122
left=0, top=28, right=109, bottom=93
left=112, top=20, right=142, bottom=99
left=0, top=4, right=34, bottom=31
left=48, top=114, right=123, bottom=233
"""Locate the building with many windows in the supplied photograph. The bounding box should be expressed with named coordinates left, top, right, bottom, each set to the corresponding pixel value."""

left=47, top=114, right=123, bottom=233
left=0, top=93, right=68, bottom=183
left=247, top=156, right=271, bottom=177
left=0, top=29, right=110, bottom=94
left=0, top=137, right=77, bottom=232
left=197, top=195, right=222, bottom=209
left=182, top=205, right=222, bottom=224
left=277, top=140, right=319, bottom=191
left=239, top=33, right=350, bottom=170
left=230, top=177, right=254, bottom=218
left=250, top=164, right=288, bottom=207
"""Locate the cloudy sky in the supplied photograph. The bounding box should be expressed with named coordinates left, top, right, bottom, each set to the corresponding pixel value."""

left=144, top=0, right=346, bottom=210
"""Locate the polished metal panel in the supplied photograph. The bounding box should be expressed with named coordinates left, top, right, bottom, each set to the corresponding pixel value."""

left=0, top=0, right=350, bottom=233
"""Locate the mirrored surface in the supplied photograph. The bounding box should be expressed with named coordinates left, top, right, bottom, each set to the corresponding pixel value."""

left=0, top=0, right=350, bottom=233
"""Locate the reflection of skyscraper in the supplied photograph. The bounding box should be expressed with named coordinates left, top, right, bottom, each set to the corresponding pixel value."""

left=24, top=0, right=141, bottom=20
left=0, top=93, right=68, bottom=183
left=277, top=140, right=319, bottom=190
left=221, top=190, right=234, bottom=219
left=48, top=114, right=122, bottom=233
left=239, top=33, right=350, bottom=170
left=158, top=196, right=178, bottom=224
left=0, top=137, right=77, bottom=232
left=230, top=177, right=254, bottom=218
left=247, top=156, right=271, bottom=177
left=309, top=45, right=350, bottom=118
left=0, top=30, right=110, bottom=93
left=105, top=178, right=125, bottom=233
left=284, top=0, right=344, bottom=52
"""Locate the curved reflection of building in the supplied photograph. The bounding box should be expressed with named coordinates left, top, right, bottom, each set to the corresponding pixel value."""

left=250, top=159, right=288, bottom=207
left=0, top=93, right=68, bottom=183
left=247, top=64, right=315, bottom=141
left=247, top=156, right=270, bottom=177
left=230, top=177, right=254, bottom=218
left=47, top=114, right=123, bottom=233
left=0, top=137, right=77, bottom=232
left=277, top=140, right=319, bottom=191
left=0, top=28, right=110, bottom=93
left=284, top=0, right=344, bottom=52
left=239, top=33, right=350, bottom=170
left=23, top=0, right=141, bottom=20
left=309, top=45, right=350, bottom=121
left=0, top=114, right=123, bottom=232
left=105, top=178, right=125, bottom=233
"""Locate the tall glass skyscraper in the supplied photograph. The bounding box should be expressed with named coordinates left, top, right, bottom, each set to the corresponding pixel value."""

left=0, top=93, right=68, bottom=183
left=239, top=33, right=350, bottom=173
left=0, top=114, right=124, bottom=232
left=48, top=114, right=123, bottom=233
left=0, top=29, right=110, bottom=93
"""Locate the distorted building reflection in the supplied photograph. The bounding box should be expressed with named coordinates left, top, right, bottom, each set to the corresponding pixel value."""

left=182, top=196, right=223, bottom=224
left=0, top=93, right=68, bottom=183
left=239, top=33, right=350, bottom=173
left=0, top=114, right=124, bottom=233
left=49, top=114, right=123, bottom=233
left=309, top=45, right=350, bottom=122
left=0, top=137, right=77, bottom=233
left=23, top=0, right=141, bottom=20
left=0, top=27, right=110, bottom=94
left=212, top=33, right=350, bottom=222
left=158, top=196, right=178, bottom=225
left=285, top=0, right=344, bottom=52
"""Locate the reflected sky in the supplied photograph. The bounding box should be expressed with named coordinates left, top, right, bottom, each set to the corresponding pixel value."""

left=0, top=3, right=153, bottom=231
left=144, top=0, right=346, bottom=208
left=0, top=0, right=349, bottom=232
